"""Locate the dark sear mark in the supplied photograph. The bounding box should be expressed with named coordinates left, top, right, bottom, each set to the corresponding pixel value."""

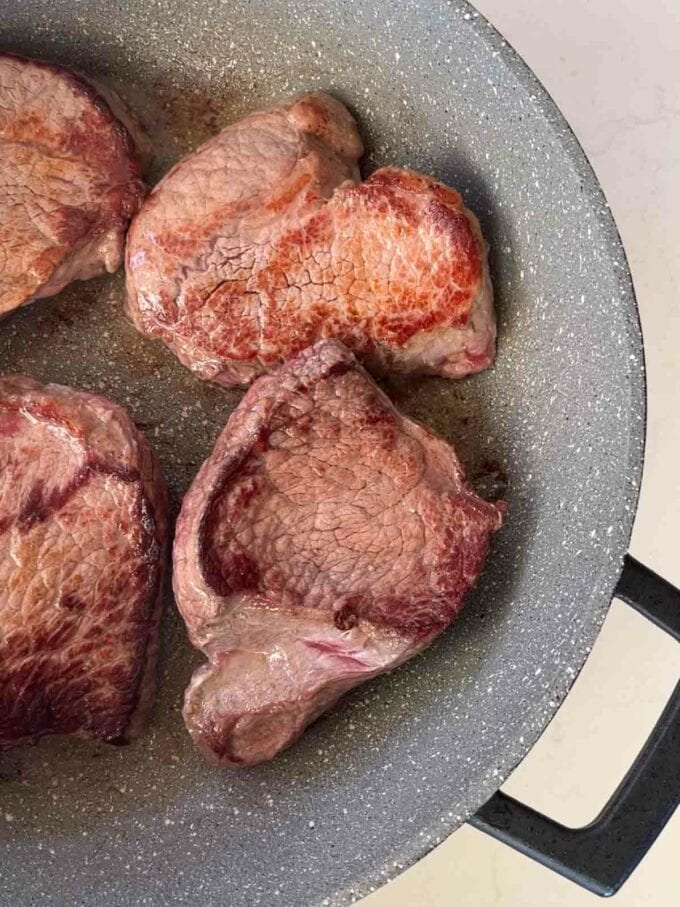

left=15, top=460, right=141, bottom=533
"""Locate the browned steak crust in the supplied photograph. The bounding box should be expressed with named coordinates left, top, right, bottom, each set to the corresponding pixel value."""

left=0, top=377, right=167, bottom=749
left=173, top=340, right=503, bottom=766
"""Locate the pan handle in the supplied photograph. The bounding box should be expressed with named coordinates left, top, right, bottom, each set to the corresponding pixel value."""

left=468, top=554, right=680, bottom=896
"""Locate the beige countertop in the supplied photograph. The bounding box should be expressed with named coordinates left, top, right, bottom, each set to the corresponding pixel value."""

left=361, top=1, right=680, bottom=904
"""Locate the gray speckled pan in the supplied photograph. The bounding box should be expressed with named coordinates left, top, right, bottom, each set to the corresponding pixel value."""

left=0, top=1, right=666, bottom=904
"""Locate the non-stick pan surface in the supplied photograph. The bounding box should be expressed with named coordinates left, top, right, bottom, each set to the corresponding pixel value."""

left=0, top=1, right=645, bottom=904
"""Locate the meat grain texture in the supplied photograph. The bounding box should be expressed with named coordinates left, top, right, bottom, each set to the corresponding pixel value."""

left=126, top=92, right=495, bottom=385
left=173, top=340, right=504, bottom=766
left=0, top=52, right=145, bottom=316
left=0, top=377, right=167, bottom=749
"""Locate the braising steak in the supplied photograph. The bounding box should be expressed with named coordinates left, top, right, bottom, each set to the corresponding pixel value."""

left=126, top=91, right=495, bottom=386
left=0, top=52, right=145, bottom=316
left=0, top=377, right=167, bottom=749
left=173, top=340, right=504, bottom=766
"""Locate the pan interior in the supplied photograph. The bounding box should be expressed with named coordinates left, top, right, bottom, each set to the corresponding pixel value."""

left=0, top=2, right=643, bottom=905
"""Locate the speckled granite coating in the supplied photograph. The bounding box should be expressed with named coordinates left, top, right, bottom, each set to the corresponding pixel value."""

left=0, top=1, right=644, bottom=905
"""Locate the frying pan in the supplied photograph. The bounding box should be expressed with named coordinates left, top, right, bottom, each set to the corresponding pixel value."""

left=1, top=1, right=678, bottom=904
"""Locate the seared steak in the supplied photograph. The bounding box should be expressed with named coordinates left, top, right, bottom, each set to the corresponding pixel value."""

left=0, top=377, right=167, bottom=749
left=173, top=340, right=503, bottom=766
left=0, top=52, right=145, bottom=316
left=126, top=92, right=495, bottom=386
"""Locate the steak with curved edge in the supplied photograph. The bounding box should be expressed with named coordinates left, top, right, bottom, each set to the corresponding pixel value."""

left=173, top=340, right=504, bottom=766
left=0, top=377, right=167, bottom=749
left=0, top=51, right=146, bottom=316
left=126, top=91, right=495, bottom=386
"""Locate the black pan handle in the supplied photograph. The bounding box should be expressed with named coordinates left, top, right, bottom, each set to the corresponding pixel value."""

left=468, top=555, right=680, bottom=896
